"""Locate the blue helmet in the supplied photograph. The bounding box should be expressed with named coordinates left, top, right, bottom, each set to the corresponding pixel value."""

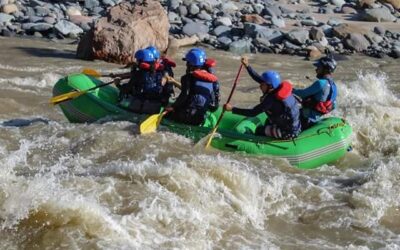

left=146, top=46, right=160, bottom=60
left=134, top=49, right=155, bottom=63
left=185, top=49, right=206, bottom=67
left=188, top=48, right=207, bottom=60
left=261, top=70, right=281, bottom=89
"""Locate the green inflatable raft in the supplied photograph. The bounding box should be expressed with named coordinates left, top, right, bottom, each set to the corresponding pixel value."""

left=53, top=73, right=353, bottom=169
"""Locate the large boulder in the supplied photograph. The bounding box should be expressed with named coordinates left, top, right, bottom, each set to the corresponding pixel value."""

left=361, top=8, right=396, bottom=22
left=76, top=1, right=170, bottom=64
left=332, top=23, right=369, bottom=39
left=344, top=33, right=370, bottom=51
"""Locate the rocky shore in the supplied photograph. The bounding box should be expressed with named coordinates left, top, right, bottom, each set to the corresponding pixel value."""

left=1, top=0, right=399, bottom=60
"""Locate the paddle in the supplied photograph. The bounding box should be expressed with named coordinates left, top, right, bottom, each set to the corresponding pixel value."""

left=50, top=79, right=116, bottom=105
left=82, top=68, right=104, bottom=78
left=204, top=64, right=243, bottom=149
left=50, top=68, right=114, bottom=105
left=140, top=110, right=169, bottom=134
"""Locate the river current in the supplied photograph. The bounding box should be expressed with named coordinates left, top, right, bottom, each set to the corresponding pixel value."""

left=0, top=36, right=399, bottom=249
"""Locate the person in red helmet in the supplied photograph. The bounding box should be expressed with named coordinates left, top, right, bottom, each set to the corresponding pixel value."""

left=224, top=57, right=301, bottom=139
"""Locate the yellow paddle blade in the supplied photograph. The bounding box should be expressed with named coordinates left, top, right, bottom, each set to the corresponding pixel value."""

left=49, top=90, right=86, bottom=105
left=140, top=111, right=168, bottom=134
left=140, top=113, right=163, bottom=134
left=82, top=68, right=102, bottom=78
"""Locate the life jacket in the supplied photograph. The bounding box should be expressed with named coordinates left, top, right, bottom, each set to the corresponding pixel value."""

left=129, top=64, right=164, bottom=100
left=188, top=70, right=218, bottom=110
left=161, top=57, right=176, bottom=68
left=303, top=78, right=337, bottom=114
left=263, top=81, right=301, bottom=134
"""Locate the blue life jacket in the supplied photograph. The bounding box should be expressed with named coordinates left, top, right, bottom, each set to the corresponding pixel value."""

left=188, top=70, right=218, bottom=111
left=130, top=64, right=164, bottom=100
left=263, top=82, right=301, bottom=134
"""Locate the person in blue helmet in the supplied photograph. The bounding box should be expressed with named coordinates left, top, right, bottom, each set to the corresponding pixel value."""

left=164, top=49, right=220, bottom=125
left=293, top=55, right=338, bottom=129
left=112, top=48, right=170, bottom=114
left=224, top=57, right=301, bottom=139
left=145, top=45, right=177, bottom=100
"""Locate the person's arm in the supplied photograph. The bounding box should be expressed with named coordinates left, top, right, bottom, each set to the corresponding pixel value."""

left=293, top=79, right=326, bottom=99
left=246, top=65, right=265, bottom=84
left=172, top=75, right=190, bottom=109
left=232, top=102, right=264, bottom=117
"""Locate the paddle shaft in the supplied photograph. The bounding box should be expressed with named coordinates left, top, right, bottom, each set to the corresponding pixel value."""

left=205, top=64, right=243, bottom=148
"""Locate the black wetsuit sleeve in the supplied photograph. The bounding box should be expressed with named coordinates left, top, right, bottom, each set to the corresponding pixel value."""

left=246, top=65, right=264, bottom=84
left=232, top=103, right=264, bottom=117
left=172, top=75, right=190, bottom=109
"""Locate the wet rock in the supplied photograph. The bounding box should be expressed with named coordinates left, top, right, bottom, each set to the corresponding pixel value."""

left=22, top=22, right=53, bottom=32
left=66, top=6, right=82, bottom=17
left=217, top=36, right=232, bottom=48
left=102, top=0, right=115, bottom=7
left=212, top=25, right=231, bottom=37
left=197, top=10, right=212, bottom=21
left=284, top=40, right=301, bottom=50
left=241, top=14, right=267, bottom=24
left=1, top=3, right=17, bottom=14
left=331, top=0, right=346, bottom=7
left=178, top=5, right=187, bottom=16
left=264, top=6, right=282, bottom=17
left=188, top=3, right=199, bottom=15
left=244, top=23, right=283, bottom=43
left=374, top=26, right=386, bottom=35
left=2, top=28, right=14, bottom=36
left=301, top=19, right=319, bottom=26
left=306, top=45, right=322, bottom=59
left=43, top=16, right=56, bottom=25
left=361, top=8, right=396, bottom=22
left=229, top=39, right=252, bottom=54
left=285, top=29, right=309, bottom=45
left=271, top=16, right=285, bottom=28
left=84, top=0, right=100, bottom=10
left=182, top=22, right=209, bottom=36
left=29, top=16, right=43, bottom=23
left=327, top=18, right=342, bottom=26
left=310, top=27, right=325, bottom=41
left=77, top=1, right=169, bottom=64
left=344, top=33, right=370, bottom=51
left=252, top=4, right=264, bottom=14
left=341, top=6, right=358, bottom=14
left=221, top=2, right=238, bottom=12
left=35, top=6, right=52, bottom=17
left=0, top=13, right=13, bottom=24
left=215, top=16, right=232, bottom=26
left=168, top=11, right=181, bottom=24
left=332, top=23, right=369, bottom=39
left=168, top=0, right=181, bottom=10
left=54, top=20, right=83, bottom=37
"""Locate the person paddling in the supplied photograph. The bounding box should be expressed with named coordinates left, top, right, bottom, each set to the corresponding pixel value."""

left=293, top=55, right=338, bottom=129
left=224, top=57, right=301, bottom=140
left=165, top=49, right=220, bottom=125
left=112, top=48, right=171, bottom=114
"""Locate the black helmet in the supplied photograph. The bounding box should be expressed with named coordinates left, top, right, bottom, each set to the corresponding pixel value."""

left=313, top=56, right=337, bottom=73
